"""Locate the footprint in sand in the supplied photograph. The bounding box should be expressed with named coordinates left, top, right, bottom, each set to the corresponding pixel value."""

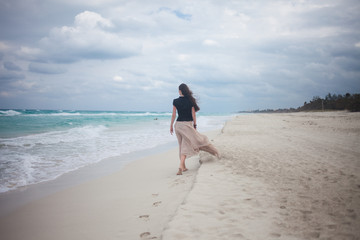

left=140, top=232, right=158, bottom=239
left=327, top=224, right=337, bottom=230
left=305, top=232, right=320, bottom=238
left=153, top=201, right=162, bottom=207
left=140, top=232, right=150, bottom=238
left=170, top=179, right=185, bottom=187
left=269, top=233, right=281, bottom=238
left=139, top=215, right=150, bottom=221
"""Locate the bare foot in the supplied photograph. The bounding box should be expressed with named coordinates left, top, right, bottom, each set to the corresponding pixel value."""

left=176, top=168, right=182, bottom=175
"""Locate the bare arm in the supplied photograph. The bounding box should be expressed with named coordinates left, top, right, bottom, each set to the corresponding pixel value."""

left=170, top=105, right=177, bottom=135
left=192, top=107, right=197, bottom=129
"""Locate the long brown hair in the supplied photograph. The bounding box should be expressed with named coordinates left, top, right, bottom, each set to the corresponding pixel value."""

left=179, top=83, right=200, bottom=112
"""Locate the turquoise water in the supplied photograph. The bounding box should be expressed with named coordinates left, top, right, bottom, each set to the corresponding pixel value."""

left=0, top=110, right=171, bottom=138
left=0, top=109, right=233, bottom=193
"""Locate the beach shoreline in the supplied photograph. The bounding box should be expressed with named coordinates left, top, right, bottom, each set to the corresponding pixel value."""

left=0, top=145, right=201, bottom=240
left=1, top=111, right=359, bottom=240
left=0, top=140, right=178, bottom=217
left=0, top=110, right=232, bottom=194
left=0, top=128, right=221, bottom=240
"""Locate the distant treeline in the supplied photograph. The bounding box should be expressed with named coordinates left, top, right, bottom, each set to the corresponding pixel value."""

left=299, top=93, right=360, bottom=112
left=241, top=93, right=360, bottom=113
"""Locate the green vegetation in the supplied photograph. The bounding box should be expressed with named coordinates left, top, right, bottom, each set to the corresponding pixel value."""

left=241, top=93, right=360, bottom=113
left=298, top=93, right=360, bottom=112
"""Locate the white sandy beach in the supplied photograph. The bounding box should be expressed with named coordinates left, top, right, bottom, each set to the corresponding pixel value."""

left=0, top=111, right=359, bottom=240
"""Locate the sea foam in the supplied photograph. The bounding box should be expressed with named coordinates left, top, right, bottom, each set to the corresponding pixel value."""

left=0, top=110, right=21, bottom=116
left=0, top=110, right=232, bottom=193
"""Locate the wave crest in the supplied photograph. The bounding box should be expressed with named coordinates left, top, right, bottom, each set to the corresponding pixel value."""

left=0, top=110, right=21, bottom=116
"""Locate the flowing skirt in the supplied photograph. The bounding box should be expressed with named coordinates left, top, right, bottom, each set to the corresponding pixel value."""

left=174, top=121, right=219, bottom=158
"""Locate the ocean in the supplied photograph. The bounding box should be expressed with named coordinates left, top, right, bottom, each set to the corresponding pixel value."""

left=0, top=109, right=233, bottom=193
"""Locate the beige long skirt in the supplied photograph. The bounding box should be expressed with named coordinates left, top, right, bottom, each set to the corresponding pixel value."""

left=174, top=121, right=219, bottom=158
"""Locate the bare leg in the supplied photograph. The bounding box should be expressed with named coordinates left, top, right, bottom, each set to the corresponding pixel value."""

left=180, top=154, right=187, bottom=170
left=177, top=154, right=188, bottom=175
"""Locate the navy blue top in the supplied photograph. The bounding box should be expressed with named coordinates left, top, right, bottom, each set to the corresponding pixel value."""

left=173, top=96, right=194, bottom=121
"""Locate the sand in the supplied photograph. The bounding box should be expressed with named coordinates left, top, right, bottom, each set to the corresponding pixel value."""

left=0, top=111, right=359, bottom=240
left=163, top=111, right=360, bottom=240
left=0, top=147, right=201, bottom=240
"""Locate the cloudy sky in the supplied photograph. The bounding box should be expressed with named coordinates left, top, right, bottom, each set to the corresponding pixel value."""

left=0, top=0, right=359, bottom=112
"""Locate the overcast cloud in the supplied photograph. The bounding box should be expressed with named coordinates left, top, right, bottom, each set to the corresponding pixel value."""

left=0, top=0, right=359, bottom=112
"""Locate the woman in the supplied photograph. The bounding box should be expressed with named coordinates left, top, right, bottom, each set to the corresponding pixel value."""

left=170, top=83, right=219, bottom=175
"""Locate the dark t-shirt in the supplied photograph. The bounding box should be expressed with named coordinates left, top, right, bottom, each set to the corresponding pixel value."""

left=173, top=96, right=194, bottom=121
